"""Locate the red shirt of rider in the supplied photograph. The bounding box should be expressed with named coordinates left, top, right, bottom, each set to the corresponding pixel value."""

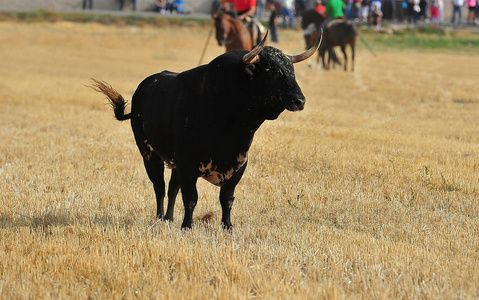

left=227, top=0, right=256, bottom=19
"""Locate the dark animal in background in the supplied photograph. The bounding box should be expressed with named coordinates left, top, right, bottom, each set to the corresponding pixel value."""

left=213, top=10, right=253, bottom=52
left=309, top=19, right=358, bottom=71
left=301, top=9, right=341, bottom=69
left=301, top=9, right=325, bottom=34
left=92, top=32, right=322, bottom=229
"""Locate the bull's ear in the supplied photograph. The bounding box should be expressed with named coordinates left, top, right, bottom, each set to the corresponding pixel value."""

left=243, top=31, right=269, bottom=64
left=287, top=28, right=322, bottom=63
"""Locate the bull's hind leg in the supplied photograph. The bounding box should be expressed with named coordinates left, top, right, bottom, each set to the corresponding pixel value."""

left=131, top=115, right=167, bottom=219
left=219, top=161, right=247, bottom=230
left=163, top=169, right=180, bottom=221
left=143, top=156, right=166, bottom=219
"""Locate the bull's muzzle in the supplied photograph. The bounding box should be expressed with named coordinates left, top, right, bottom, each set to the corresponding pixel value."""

left=286, top=97, right=305, bottom=112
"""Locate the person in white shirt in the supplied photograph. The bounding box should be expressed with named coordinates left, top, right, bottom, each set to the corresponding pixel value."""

left=281, top=0, right=295, bottom=28
left=451, top=0, right=465, bottom=25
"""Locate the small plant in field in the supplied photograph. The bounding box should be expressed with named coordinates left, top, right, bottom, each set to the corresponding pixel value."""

left=441, top=173, right=461, bottom=192
left=287, top=189, right=304, bottom=208
left=421, top=165, right=431, bottom=186
left=388, top=158, right=397, bottom=174
left=409, top=187, right=416, bottom=207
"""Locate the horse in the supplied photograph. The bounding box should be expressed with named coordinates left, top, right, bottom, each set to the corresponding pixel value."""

left=301, top=9, right=325, bottom=31
left=316, top=19, right=358, bottom=72
left=213, top=11, right=253, bottom=52
left=301, top=9, right=342, bottom=69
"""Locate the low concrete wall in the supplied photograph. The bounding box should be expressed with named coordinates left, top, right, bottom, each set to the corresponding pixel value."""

left=0, top=0, right=454, bottom=24
left=0, top=0, right=213, bottom=14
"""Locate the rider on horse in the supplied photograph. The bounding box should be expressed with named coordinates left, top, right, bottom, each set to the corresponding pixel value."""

left=226, top=0, right=265, bottom=46
left=324, top=0, right=346, bottom=20
left=227, top=0, right=256, bottom=20
left=302, top=0, right=345, bottom=48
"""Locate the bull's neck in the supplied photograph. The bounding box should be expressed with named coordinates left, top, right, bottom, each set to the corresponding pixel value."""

left=234, top=105, right=267, bottom=138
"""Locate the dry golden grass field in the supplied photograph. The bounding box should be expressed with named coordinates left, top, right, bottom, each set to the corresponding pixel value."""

left=1, top=19, right=478, bottom=299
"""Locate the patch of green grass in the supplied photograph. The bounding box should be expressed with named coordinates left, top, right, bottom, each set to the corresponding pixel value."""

left=0, top=9, right=63, bottom=22
left=360, top=25, right=479, bottom=51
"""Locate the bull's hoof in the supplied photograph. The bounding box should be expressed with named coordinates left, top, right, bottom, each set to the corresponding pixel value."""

left=162, top=214, right=174, bottom=222
left=221, top=222, right=233, bottom=231
left=181, top=221, right=193, bottom=230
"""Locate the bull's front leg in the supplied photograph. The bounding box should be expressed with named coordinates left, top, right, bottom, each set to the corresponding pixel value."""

left=178, top=171, right=198, bottom=229
left=219, top=161, right=247, bottom=230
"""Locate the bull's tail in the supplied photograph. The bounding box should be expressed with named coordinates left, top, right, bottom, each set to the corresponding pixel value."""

left=90, top=78, right=131, bottom=121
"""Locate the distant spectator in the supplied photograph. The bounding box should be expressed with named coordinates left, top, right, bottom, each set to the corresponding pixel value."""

left=281, top=0, right=295, bottom=28
left=156, top=0, right=167, bottom=13
left=295, top=0, right=308, bottom=16
left=369, top=2, right=383, bottom=27
left=451, top=0, right=465, bottom=25
left=172, top=0, right=188, bottom=13
left=359, top=0, right=370, bottom=21
left=257, top=0, right=266, bottom=19
left=120, top=0, right=137, bottom=11
left=345, top=0, right=355, bottom=19
left=268, top=0, right=280, bottom=42
left=467, top=0, right=476, bottom=24
left=371, top=0, right=382, bottom=18
left=383, top=0, right=395, bottom=19
left=429, top=0, right=439, bottom=24
left=407, top=0, right=421, bottom=24
left=395, top=0, right=406, bottom=21
left=82, top=0, right=93, bottom=10
left=353, top=0, right=362, bottom=19
left=438, top=0, right=444, bottom=22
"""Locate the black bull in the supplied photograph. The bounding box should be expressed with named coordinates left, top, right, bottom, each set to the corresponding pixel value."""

left=92, top=32, right=321, bottom=229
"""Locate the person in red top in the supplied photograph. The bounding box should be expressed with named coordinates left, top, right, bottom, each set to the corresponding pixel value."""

left=227, top=0, right=257, bottom=20
left=314, top=0, right=327, bottom=17
left=227, top=0, right=265, bottom=47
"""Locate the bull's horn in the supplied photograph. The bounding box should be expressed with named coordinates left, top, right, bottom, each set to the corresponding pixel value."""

left=287, top=28, right=323, bottom=64
left=243, top=30, right=269, bottom=64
